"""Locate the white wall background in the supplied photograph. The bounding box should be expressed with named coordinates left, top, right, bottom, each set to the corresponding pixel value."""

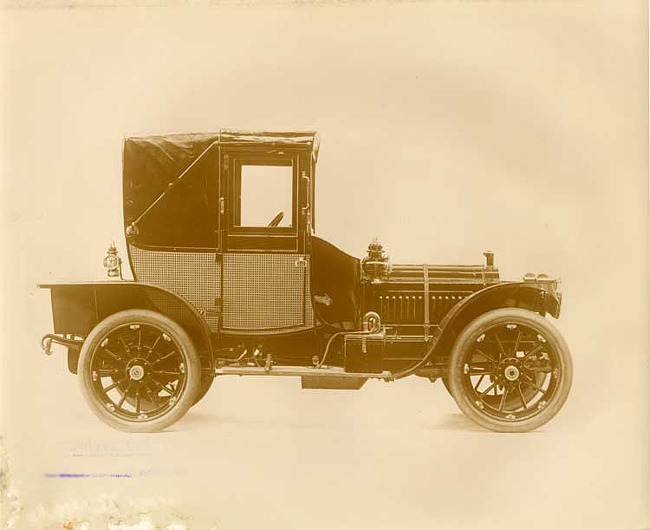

left=1, top=3, right=647, bottom=529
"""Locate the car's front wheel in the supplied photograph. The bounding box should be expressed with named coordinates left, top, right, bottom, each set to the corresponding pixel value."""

left=448, top=308, right=572, bottom=432
left=78, top=309, right=201, bottom=432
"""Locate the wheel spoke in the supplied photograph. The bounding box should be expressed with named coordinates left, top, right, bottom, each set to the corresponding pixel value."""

left=478, top=381, right=497, bottom=398
left=466, top=361, right=494, bottom=375
left=526, top=364, right=553, bottom=374
left=467, top=369, right=496, bottom=376
left=467, top=362, right=494, bottom=369
left=473, top=374, right=485, bottom=391
left=102, top=347, right=124, bottom=364
left=152, top=370, right=181, bottom=376
left=143, top=382, right=160, bottom=408
left=517, top=383, right=528, bottom=410
left=522, top=343, right=544, bottom=361
left=150, top=378, right=175, bottom=396
left=151, top=352, right=177, bottom=366
left=103, top=377, right=127, bottom=393
left=513, top=330, right=522, bottom=355
left=95, top=368, right=120, bottom=377
left=117, top=381, right=132, bottom=409
left=146, top=335, right=162, bottom=360
left=499, top=387, right=510, bottom=411
left=118, top=334, right=133, bottom=359
left=494, top=332, right=507, bottom=359
left=475, top=349, right=498, bottom=364
left=522, top=373, right=548, bottom=395
left=135, top=389, right=141, bottom=414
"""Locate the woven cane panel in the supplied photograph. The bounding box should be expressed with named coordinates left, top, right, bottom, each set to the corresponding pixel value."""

left=223, top=253, right=314, bottom=331
left=129, top=244, right=220, bottom=331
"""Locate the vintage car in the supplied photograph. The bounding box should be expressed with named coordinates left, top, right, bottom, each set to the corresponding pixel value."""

left=39, top=130, right=572, bottom=433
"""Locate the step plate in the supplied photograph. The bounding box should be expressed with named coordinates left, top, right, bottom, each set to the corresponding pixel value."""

left=301, top=376, right=367, bottom=390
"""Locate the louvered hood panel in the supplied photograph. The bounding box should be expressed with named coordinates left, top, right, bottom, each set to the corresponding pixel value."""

left=363, top=264, right=500, bottom=329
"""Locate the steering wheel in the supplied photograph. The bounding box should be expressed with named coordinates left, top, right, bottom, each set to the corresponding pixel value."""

left=268, top=211, right=284, bottom=227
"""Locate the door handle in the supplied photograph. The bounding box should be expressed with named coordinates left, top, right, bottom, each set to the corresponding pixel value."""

left=314, top=294, right=332, bottom=307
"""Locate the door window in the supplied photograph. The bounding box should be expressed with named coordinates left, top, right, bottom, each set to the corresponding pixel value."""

left=234, top=164, right=294, bottom=229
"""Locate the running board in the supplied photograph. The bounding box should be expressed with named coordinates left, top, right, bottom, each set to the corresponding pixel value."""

left=214, top=365, right=392, bottom=380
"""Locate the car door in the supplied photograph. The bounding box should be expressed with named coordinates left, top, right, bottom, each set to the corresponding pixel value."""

left=219, top=148, right=314, bottom=333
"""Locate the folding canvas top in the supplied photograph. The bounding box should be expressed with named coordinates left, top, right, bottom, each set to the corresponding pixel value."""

left=122, top=130, right=319, bottom=249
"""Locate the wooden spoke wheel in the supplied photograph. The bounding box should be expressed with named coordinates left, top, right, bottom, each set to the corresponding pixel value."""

left=78, top=309, right=201, bottom=432
left=448, top=308, right=572, bottom=432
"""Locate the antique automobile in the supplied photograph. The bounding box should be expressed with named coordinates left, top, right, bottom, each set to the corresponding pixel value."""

left=39, top=130, right=572, bottom=433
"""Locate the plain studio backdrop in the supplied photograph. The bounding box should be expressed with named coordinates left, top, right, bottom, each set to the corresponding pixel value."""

left=1, top=2, right=647, bottom=529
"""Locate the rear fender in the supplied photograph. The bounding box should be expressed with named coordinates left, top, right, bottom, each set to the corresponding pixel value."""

left=39, top=282, right=214, bottom=371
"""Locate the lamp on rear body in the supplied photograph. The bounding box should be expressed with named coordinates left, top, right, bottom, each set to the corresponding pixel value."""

left=103, top=241, right=123, bottom=279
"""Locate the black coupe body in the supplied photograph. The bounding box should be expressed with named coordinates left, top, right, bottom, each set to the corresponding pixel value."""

left=40, top=130, right=572, bottom=432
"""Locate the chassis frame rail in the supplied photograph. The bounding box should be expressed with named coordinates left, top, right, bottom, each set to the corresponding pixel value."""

left=214, top=364, right=448, bottom=380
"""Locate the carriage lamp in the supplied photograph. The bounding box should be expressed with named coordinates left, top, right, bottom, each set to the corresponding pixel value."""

left=103, top=242, right=123, bottom=279
left=362, top=237, right=391, bottom=283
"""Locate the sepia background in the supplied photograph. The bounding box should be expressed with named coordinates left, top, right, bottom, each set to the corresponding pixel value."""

left=1, top=2, right=648, bottom=529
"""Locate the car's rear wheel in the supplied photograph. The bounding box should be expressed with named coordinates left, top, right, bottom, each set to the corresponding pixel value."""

left=124, top=363, right=213, bottom=408
left=448, top=308, right=572, bottom=432
left=78, top=309, right=201, bottom=432
left=193, top=374, right=214, bottom=406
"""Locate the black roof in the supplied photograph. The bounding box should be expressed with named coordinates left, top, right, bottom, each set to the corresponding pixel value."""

left=124, top=129, right=319, bottom=159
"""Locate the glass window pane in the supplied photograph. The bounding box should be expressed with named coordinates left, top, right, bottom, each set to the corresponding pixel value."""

left=238, top=165, right=293, bottom=228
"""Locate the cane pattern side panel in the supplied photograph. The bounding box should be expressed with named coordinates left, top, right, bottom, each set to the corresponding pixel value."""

left=222, top=253, right=314, bottom=332
left=128, top=244, right=221, bottom=332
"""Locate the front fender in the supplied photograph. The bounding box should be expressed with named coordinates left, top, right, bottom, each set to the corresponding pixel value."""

left=38, top=281, right=214, bottom=361
left=429, top=281, right=561, bottom=359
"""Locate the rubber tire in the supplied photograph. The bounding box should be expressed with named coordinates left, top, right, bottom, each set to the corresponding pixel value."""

left=448, top=308, right=572, bottom=433
left=442, top=376, right=452, bottom=394
left=192, top=374, right=214, bottom=406
left=78, top=309, right=201, bottom=433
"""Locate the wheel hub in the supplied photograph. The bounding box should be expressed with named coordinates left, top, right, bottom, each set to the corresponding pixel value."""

left=497, top=357, right=522, bottom=384
left=504, top=365, right=520, bottom=382
left=128, top=364, right=145, bottom=381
